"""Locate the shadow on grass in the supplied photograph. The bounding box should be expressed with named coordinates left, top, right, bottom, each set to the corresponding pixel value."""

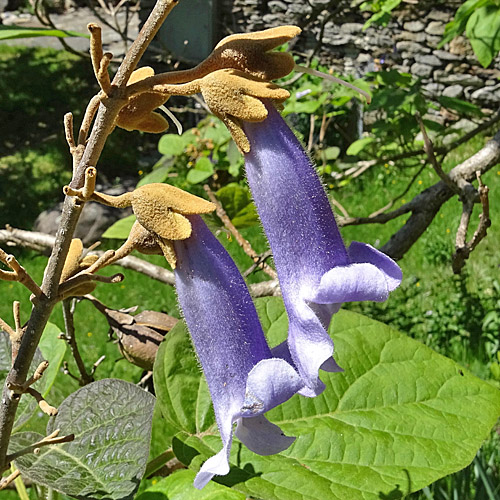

left=0, top=45, right=154, bottom=228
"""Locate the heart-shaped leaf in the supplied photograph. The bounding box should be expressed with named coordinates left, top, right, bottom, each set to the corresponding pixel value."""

left=168, top=298, right=500, bottom=499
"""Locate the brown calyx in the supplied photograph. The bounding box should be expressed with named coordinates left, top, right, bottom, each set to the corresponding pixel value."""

left=199, top=69, right=289, bottom=152
left=116, top=67, right=171, bottom=133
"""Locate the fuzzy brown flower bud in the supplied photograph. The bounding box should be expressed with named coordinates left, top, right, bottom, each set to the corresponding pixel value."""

left=116, top=67, right=170, bottom=133
left=60, top=239, right=99, bottom=298
left=88, top=183, right=216, bottom=268
left=203, top=26, right=301, bottom=81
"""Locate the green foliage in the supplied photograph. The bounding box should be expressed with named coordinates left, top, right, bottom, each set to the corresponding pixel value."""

left=153, top=300, right=500, bottom=499
left=102, top=215, right=136, bottom=239
left=11, top=379, right=155, bottom=500
left=0, top=45, right=146, bottom=228
left=154, top=321, right=214, bottom=436
left=441, top=0, right=500, bottom=67
left=360, top=0, right=403, bottom=28
left=137, top=470, right=245, bottom=500
left=143, top=118, right=243, bottom=196
left=0, top=26, right=88, bottom=40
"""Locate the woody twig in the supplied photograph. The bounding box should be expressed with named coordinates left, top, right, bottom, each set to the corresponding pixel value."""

left=5, top=430, right=74, bottom=465
left=452, top=172, right=491, bottom=274
left=0, top=249, right=43, bottom=300
left=203, top=184, right=277, bottom=279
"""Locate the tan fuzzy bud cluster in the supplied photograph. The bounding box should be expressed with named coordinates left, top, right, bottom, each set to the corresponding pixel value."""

left=116, top=67, right=170, bottom=133
left=199, top=69, right=289, bottom=152
left=205, top=26, right=301, bottom=81
left=60, top=239, right=99, bottom=297
left=127, top=183, right=216, bottom=268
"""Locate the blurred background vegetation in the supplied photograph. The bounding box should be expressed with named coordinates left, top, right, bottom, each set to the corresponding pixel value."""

left=1, top=0, right=500, bottom=497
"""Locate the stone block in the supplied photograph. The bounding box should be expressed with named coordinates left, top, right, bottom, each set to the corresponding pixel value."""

left=396, top=40, right=430, bottom=54
left=433, top=70, right=483, bottom=87
left=415, top=54, right=442, bottom=66
left=411, top=62, right=433, bottom=77
left=425, top=21, right=445, bottom=36
left=427, top=10, right=451, bottom=22
left=404, top=20, right=425, bottom=32
left=442, top=84, right=464, bottom=98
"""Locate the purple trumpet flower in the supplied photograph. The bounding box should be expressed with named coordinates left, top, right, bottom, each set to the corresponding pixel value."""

left=173, top=215, right=304, bottom=489
left=243, top=102, right=402, bottom=397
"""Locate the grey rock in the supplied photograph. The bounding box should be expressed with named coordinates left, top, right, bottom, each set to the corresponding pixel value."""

left=451, top=118, right=478, bottom=133
left=422, top=82, right=445, bottom=96
left=34, top=182, right=134, bottom=245
left=427, top=10, right=451, bottom=22
left=425, top=21, right=445, bottom=36
left=470, top=84, right=500, bottom=104
left=433, top=70, right=483, bottom=87
left=411, top=62, right=433, bottom=77
left=288, top=3, right=312, bottom=14
left=415, top=54, right=442, bottom=66
left=426, top=35, right=442, bottom=46
left=394, top=31, right=427, bottom=42
left=396, top=40, right=430, bottom=54
left=268, top=0, right=287, bottom=12
left=442, top=84, right=464, bottom=98
left=433, top=50, right=462, bottom=61
left=325, top=34, right=351, bottom=46
left=341, top=23, right=364, bottom=34
left=404, top=20, right=425, bottom=32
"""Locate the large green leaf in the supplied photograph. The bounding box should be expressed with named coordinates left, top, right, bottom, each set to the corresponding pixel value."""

left=13, top=379, right=155, bottom=500
left=137, top=165, right=171, bottom=188
left=38, top=322, right=67, bottom=398
left=153, top=322, right=214, bottom=435
left=466, top=3, right=500, bottom=67
left=0, top=26, right=88, bottom=40
left=169, top=298, right=500, bottom=499
left=158, top=134, right=187, bottom=157
left=136, top=469, right=245, bottom=500
left=102, top=214, right=136, bottom=240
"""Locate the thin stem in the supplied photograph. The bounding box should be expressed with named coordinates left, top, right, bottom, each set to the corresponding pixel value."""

left=203, top=185, right=277, bottom=279
left=62, top=300, right=93, bottom=386
left=5, top=430, right=74, bottom=463
left=112, top=0, right=179, bottom=88
left=78, top=95, right=101, bottom=146
left=295, top=64, right=372, bottom=103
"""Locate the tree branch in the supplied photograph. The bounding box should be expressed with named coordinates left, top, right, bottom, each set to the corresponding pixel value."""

left=0, top=0, right=180, bottom=469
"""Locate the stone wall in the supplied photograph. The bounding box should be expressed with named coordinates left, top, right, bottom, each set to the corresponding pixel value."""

left=220, top=0, right=500, bottom=108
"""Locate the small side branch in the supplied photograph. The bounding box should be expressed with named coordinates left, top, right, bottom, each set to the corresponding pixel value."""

left=452, top=173, right=491, bottom=274
left=203, top=185, right=277, bottom=279
left=0, top=249, right=43, bottom=299
left=61, top=300, right=94, bottom=386
left=416, top=113, right=460, bottom=195
left=78, top=95, right=102, bottom=147
left=5, top=430, right=74, bottom=464
left=0, top=468, right=20, bottom=491
left=88, top=23, right=111, bottom=95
